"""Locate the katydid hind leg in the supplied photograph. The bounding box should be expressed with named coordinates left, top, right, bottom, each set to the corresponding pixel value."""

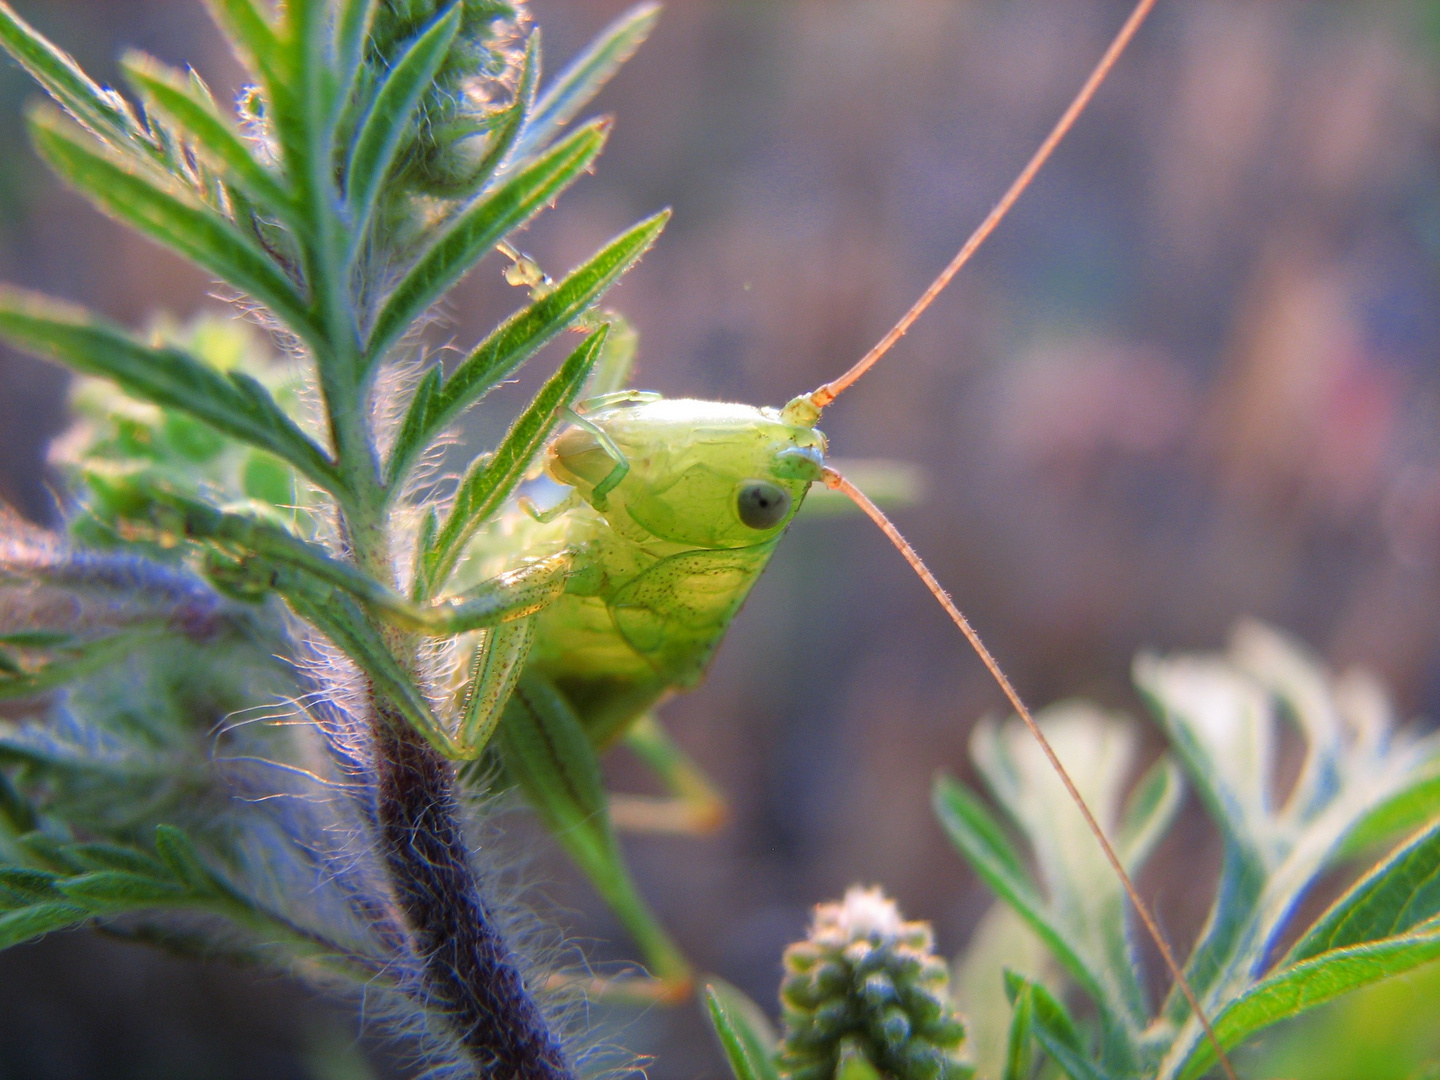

left=455, top=617, right=536, bottom=757
left=496, top=675, right=694, bottom=1000
left=610, top=712, right=729, bottom=835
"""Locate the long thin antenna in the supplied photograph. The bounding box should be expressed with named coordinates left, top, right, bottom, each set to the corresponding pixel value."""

left=805, top=0, right=1159, bottom=412
left=821, top=467, right=1238, bottom=1080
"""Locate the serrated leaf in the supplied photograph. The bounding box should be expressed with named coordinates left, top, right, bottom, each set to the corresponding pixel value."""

left=152, top=825, right=222, bottom=897
left=425, top=326, right=606, bottom=589
left=28, top=109, right=315, bottom=339
left=933, top=775, right=1101, bottom=1005
left=0, top=901, right=89, bottom=949
left=57, top=870, right=188, bottom=908
left=704, top=979, right=780, bottom=1080
left=0, top=289, right=339, bottom=492
left=0, top=1, right=142, bottom=145
left=1287, top=819, right=1440, bottom=964
left=0, top=867, right=61, bottom=904
left=121, top=51, right=292, bottom=217
left=68, top=843, right=169, bottom=878
left=365, top=120, right=609, bottom=364
left=512, top=3, right=658, bottom=162
left=1174, top=929, right=1440, bottom=1080
left=345, top=4, right=461, bottom=235
left=386, top=210, right=667, bottom=485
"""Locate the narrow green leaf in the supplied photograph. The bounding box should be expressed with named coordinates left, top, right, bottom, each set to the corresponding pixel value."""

left=68, top=843, right=169, bottom=878
left=152, top=825, right=223, bottom=897
left=366, top=120, right=610, bottom=364
left=1340, top=764, right=1440, bottom=858
left=121, top=51, right=293, bottom=217
left=436, top=31, right=537, bottom=198
left=0, top=867, right=61, bottom=904
left=704, top=979, right=781, bottom=1080
left=28, top=109, right=315, bottom=340
left=0, top=901, right=89, bottom=949
left=57, top=870, right=188, bottom=909
left=345, top=4, right=461, bottom=233
left=387, top=210, right=668, bottom=485
left=1288, top=819, right=1440, bottom=964
left=1175, top=930, right=1440, bottom=1080
left=0, top=289, right=339, bottom=492
left=934, top=776, right=1102, bottom=1003
left=512, top=2, right=658, bottom=162
left=1003, top=972, right=1112, bottom=1080
left=336, top=0, right=379, bottom=90
left=1003, top=982, right=1035, bottom=1080
left=0, top=1, right=141, bottom=144
left=1117, top=754, right=1184, bottom=870
left=426, top=327, right=607, bottom=588
left=202, top=0, right=282, bottom=81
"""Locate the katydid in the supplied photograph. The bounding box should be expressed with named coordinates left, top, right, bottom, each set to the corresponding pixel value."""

left=421, top=0, right=1236, bottom=1074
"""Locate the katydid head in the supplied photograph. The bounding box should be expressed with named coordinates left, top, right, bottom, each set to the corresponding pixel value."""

left=545, top=396, right=826, bottom=548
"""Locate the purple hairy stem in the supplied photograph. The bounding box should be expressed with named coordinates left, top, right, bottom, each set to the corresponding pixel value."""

left=371, top=700, right=573, bottom=1080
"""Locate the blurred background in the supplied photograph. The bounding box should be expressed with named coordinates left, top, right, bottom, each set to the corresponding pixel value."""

left=4, top=0, right=1440, bottom=1077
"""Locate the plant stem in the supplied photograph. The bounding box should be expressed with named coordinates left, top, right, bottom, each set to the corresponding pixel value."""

left=372, top=699, right=574, bottom=1080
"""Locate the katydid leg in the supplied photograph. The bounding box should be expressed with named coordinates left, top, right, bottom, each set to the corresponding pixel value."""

left=610, top=712, right=729, bottom=834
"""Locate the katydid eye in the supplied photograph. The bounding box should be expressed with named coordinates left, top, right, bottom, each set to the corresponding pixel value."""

left=736, top=481, right=791, bottom=529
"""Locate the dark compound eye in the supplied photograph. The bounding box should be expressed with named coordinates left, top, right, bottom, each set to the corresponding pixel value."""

left=736, top=481, right=792, bottom=529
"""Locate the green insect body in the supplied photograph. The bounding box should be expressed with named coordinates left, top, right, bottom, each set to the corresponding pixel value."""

left=473, top=397, right=824, bottom=737
left=449, top=385, right=830, bottom=995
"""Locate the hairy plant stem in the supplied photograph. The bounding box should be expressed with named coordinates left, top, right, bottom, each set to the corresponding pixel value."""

left=371, top=701, right=573, bottom=1080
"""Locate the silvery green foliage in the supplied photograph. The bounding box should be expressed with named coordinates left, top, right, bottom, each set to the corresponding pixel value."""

left=704, top=889, right=970, bottom=1080
left=0, top=1, right=666, bottom=1075
left=935, top=621, right=1440, bottom=1080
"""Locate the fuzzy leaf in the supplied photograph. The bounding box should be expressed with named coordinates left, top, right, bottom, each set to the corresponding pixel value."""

left=0, top=901, right=89, bottom=949
left=202, top=0, right=281, bottom=79
left=1176, top=930, right=1440, bottom=1080
left=705, top=979, right=780, bottom=1080
left=0, top=1, right=141, bottom=144
left=57, top=870, right=188, bottom=908
left=28, top=108, right=315, bottom=339
left=388, top=210, right=667, bottom=485
left=365, top=119, right=609, bottom=364
left=425, top=326, right=607, bottom=589
left=1287, top=819, right=1440, bottom=964
left=0, top=289, right=338, bottom=492
left=1003, top=972, right=1112, bottom=1080
left=345, top=4, right=461, bottom=233
left=933, top=774, right=1102, bottom=1006
left=512, top=3, right=658, bottom=162
left=120, top=51, right=292, bottom=216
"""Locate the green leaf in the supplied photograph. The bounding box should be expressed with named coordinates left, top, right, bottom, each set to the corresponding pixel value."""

left=1003, top=972, right=1112, bottom=1080
left=1340, top=764, right=1440, bottom=857
left=513, top=3, right=658, bottom=162
left=0, top=901, right=89, bottom=949
left=387, top=210, right=668, bottom=485
left=704, top=979, right=780, bottom=1080
left=68, top=843, right=169, bottom=878
left=152, top=825, right=226, bottom=898
left=345, top=4, right=461, bottom=234
left=335, top=0, right=379, bottom=92
left=0, top=867, right=62, bottom=904
left=202, top=0, right=282, bottom=81
left=365, top=119, right=610, bottom=364
left=1175, top=929, right=1440, bottom=1080
left=120, top=51, right=293, bottom=217
left=425, top=326, right=607, bottom=589
left=428, top=31, right=537, bottom=199
left=27, top=109, right=315, bottom=340
left=1287, top=819, right=1440, bottom=964
left=0, top=289, right=339, bottom=493
left=1117, top=754, right=1184, bottom=869
left=0, top=1, right=142, bottom=145
left=57, top=870, right=188, bottom=909
left=933, top=776, right=1102, bottom=1004
left=1003, top=981, right=1036, bottom=1080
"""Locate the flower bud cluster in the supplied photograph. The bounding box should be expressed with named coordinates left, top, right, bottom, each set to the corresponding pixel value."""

left=779, top=887, right=970, bottom=1080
